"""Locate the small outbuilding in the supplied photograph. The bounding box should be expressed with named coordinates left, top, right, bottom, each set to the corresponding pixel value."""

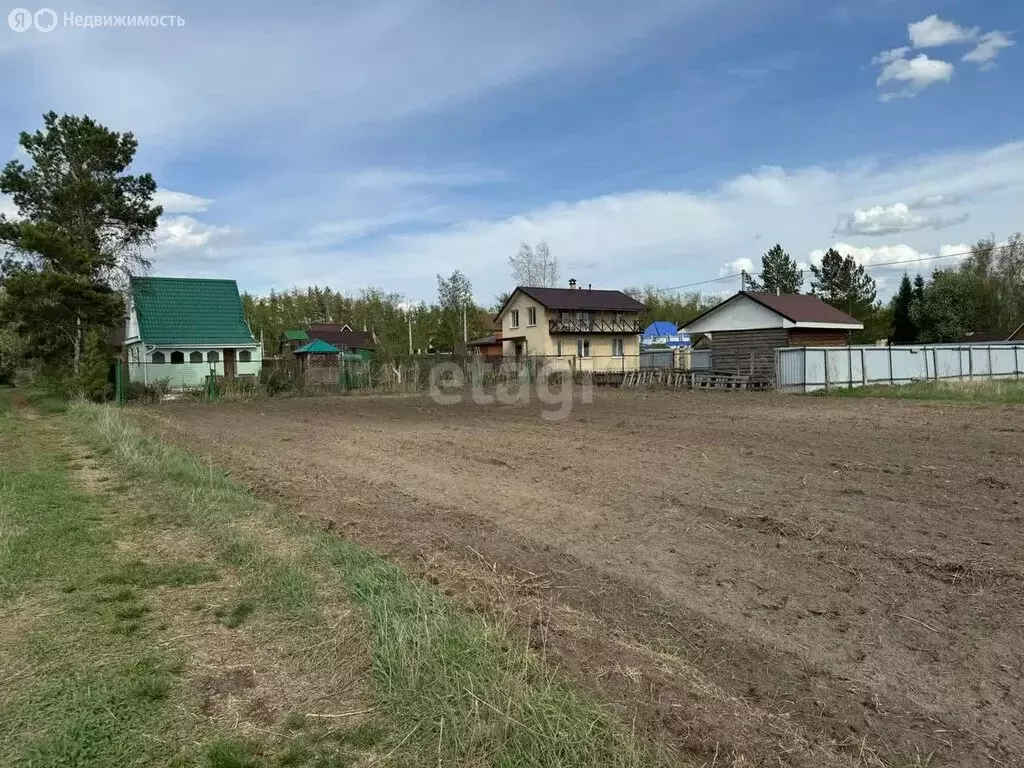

left=682, top=291, right=863, bottom=382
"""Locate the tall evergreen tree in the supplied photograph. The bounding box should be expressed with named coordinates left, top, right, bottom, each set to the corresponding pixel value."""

left=747, top=244, right=804, bottom=294
left=0, top=112, right=161, bottom=370
left=809, top=248, right=877, bottom=317
left=889, top=273, right=918, bottom=344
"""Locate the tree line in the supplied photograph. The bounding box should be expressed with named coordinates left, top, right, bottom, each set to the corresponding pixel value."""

left=735, top=238, right=1024, bottom=344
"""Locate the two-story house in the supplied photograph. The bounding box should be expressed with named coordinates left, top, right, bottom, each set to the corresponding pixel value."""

left=494, top=280, right=646, bottom=371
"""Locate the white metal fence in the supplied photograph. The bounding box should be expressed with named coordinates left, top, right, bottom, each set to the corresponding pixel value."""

left=776, top=344, right=1024, bottom=393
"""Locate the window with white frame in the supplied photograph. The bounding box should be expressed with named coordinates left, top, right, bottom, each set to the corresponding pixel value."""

left=170, top=351, right=185, bottom=364
left=510, top=309, right=520, bottom=328
left=527, top=307, right=537, bottom=326
left=189, top=351, right=203, bottom=364
left=151, top=351, right=165, bottom=364
left=612, top=338, right=624, bottom=357
left=577, top=338, right=590, bottom=358
left=207, top=351, right=220, bottom=363
left=239, top=350, right=252, bottom=363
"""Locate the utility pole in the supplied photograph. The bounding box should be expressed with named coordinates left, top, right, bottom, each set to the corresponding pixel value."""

left=462, top=305, right=468, bottom=343
left=407, top=315, right=413, bottom=355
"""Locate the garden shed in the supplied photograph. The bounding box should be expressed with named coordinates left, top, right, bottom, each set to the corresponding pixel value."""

left=682, top=291, right=862, bottom=382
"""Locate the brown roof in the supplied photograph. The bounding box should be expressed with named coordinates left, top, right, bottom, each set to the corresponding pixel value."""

left=497, top=287, right=645, bottom=317
left=307, top=323, right=375, bottom=351
left=684, top=291, right=862, bottom=331
left=743, top=292, right=861, bottom=325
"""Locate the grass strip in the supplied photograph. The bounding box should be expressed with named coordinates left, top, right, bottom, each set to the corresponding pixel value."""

left=813, top=379, right=1024, bottom=403
left=59, top=403, right=679, bottom=767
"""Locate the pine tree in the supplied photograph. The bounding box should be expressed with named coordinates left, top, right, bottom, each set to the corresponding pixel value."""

left=810, top=248, right=877, bottom=317
left=75, top=328, right=111, bottom=402
left=748, top=244, right=803, bottom=294
left=889, top=273, right=917, bottom=344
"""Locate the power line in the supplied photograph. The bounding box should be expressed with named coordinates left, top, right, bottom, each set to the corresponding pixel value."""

left=651, top=241, right=1015, bottom=295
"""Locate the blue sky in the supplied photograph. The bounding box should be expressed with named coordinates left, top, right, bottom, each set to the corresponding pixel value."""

left=1, top=0, right=1023, bottom=302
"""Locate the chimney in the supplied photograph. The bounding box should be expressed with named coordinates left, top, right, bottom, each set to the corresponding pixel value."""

left=568, top=278, right=577, bottom=290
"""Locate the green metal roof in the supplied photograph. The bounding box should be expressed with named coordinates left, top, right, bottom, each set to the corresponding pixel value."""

left=294, top=339, right=340, bottom=354
left=130, top=276, right=256, bottom=346
left=282, top=329, right=309, bottom=341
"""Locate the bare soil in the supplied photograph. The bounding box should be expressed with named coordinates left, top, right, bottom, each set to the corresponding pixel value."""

left=136, top=390, right=1024, bottom=767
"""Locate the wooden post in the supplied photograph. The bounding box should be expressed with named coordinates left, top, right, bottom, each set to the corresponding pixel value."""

left=969, top=348, right=974, bottom=381
left=823, top=349, right=830, bottom=390
left=860, top=348, right=866, bottom=387
left=887, top=345, right=893, bottom=385
left=848, top=346, right=853, bottom=389
left=988, top=345, right=993, bottom=379
left=1016, top=346, right=1020, bottom=379
left=933, top=348, right=939, bottom=381
left=958, top=346, right=964, bottom=381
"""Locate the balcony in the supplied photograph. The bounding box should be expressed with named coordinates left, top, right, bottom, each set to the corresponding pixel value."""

left=549, top=317, right=643, bottom=334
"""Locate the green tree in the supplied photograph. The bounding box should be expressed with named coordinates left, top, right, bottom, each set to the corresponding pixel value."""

left=0, top=320, right=25, bottom=384
left=747, top=244, right=803, bottom=294
left=0, top=113, right=161, bottom=371
left=889, top=273, right=918, bottom=344
left=911, top=269, right=987, bottom=343
left=809, top=248, right=877, bottom=317
left=75, top=328, right=111, bottom=401
left=435, top=270, right=476, bottom=351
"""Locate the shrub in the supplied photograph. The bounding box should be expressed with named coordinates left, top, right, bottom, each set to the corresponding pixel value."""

left=75, top=329, right=112, bottom=402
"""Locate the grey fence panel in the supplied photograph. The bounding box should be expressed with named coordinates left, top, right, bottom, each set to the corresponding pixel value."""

left=640, top=350, right=674, bottom=369
left=689, top=350, right=712, bottom=370
left=777, top=344, right=1024, bottom=392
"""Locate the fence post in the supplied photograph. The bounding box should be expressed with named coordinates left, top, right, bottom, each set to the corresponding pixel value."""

left=860, top=348, right=866, bottom=387
left=1016, top=346, right=1020, bottom=379
left=847, top=346, right=853, bottom=389
left=969, top=348, right=974, bottom=381
left=958, top=346, right=964, bottom=381
left=988, top=345, right=993, bottom=378
left=823, top=349, right=829, bottom=390
left=888, top=345, right=893, bottom=385
left=933, top=348, right=939, bottom=381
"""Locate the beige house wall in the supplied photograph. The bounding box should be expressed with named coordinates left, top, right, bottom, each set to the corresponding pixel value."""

left=496, top=290, right=642, bottom=370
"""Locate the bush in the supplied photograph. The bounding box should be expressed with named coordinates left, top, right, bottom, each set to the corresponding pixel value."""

left=126, top=379, right=170, bottom=404
left=75, top=329, right=112, bottom=402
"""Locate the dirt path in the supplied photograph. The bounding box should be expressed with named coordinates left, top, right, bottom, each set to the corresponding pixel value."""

left=138, top=390, right=1024, bottom=767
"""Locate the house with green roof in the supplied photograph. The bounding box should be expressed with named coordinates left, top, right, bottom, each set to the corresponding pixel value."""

left=125, top=276, right=262, bottom=388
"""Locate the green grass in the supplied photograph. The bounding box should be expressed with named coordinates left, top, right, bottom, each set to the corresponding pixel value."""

left=815, top=379, right=1024, bottom=403
left=0, top=396, right=678, bottom=767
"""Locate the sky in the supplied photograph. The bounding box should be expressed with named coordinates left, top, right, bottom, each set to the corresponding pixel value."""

left=1, top=0, right=1023, bottom=303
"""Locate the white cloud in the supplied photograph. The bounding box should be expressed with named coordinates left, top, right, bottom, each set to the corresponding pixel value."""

left=872, top=46, right=910, bottom=66
left=963, top=31, right=1015, bottom=69
left=720, top=258, right=754, bottom=277
left=836, top=202, right=968, bottom=236
left=876, top=54, right=954, bottom=99
left=809, top=242, right=971, bottom=271
left=155, top=215, right=234, bottom=250
left=908, top=15, right=979, bottom=49
left=198, top=140, right=1024, bottom=302
left=154, top=189, right=213, bottom=214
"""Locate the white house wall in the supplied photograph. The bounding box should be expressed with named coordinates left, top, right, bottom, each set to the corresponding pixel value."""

left=684, top=295, right=787, bottom=333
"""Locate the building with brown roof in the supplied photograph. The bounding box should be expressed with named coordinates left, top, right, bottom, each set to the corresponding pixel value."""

left=493, top=280, right=647, bottom=371
left=682, top=291, right=863, bottom=382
